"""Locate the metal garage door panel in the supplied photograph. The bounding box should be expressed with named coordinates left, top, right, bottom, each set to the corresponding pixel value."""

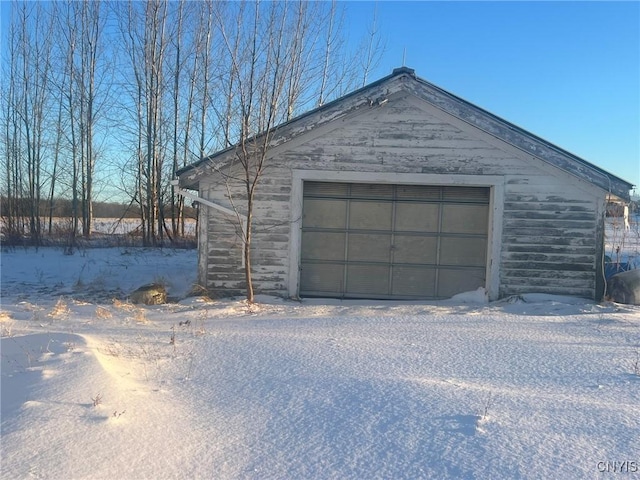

left=396, top=185, right=442, bottom=200
left=300, top=264, right=344, bottom=294
left=304, top=181, right=349, bottom=196
left=395, top=203, right=440, bottom=232
left=351, top=183, right=393, bottom=199
left=393, top=235, right=438, bottom=264
left=441, top=204, right=488, bottom=234
left=303, top=198, right=347, bottom=228
left=440, top=237, right=487, bottom=267
left=442, top=186, right=490, bottom=202
left=301, top=232, right=345, bottom=261
left=392, top=266, right=436, bottom=296
left=301, top=182, right=489, bottom=300
left=346, top=265, right=390, bottom=295
left=347, top=233, right=391, bottom=262
left=438, top=268, right=486, bottom=298
left=349, top=201, right=392, bottom=230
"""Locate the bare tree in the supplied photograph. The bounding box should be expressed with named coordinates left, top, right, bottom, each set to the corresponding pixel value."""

left=195, top=1, right=216, bottom=161
left=214, top=1, right=364, bottom=302
left=0, top=0, right=383, bottom=250
left=1, top=9, right=23, bottom=241
left=359, top=2, right=385, bottom=87
left=78, top=0, right=104, bottom=238
left=118, top=0, right=171, bottom=246
left=49, top=0, right=108, bottom=247
left=147, top=0, right=169, bottom=245
left=2, top=2, right=56, bottom=245
left=315, top=1, right=367, bottom=107
left=117, top=1, right=147, bottom=243
left=47, top=72, right=66, bottom=236
left=317, top=0, right=338, bottom=108
left=63, top=1, right=81, bottom=245
left=168, top=0, right=188, bottom=238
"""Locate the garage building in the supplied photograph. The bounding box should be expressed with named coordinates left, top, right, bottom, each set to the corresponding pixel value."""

left=177, top=67, right=633, bottom=301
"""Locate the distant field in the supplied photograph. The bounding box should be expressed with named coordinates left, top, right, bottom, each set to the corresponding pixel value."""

left=1, top=217, right=197, bottom=237
left=0, top=217, right=197, bottom=248
left=91, top=217, right=197, bottom=236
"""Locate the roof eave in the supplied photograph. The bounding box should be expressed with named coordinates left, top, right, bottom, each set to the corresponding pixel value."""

left=406, top=75, right=634, bottom=200
left=177, top=68, right=414, bottom=189
left=177, top=67, right=634, bottom=201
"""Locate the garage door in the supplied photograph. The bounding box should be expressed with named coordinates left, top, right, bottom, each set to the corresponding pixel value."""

left=299, top=182, right=490, bottom=299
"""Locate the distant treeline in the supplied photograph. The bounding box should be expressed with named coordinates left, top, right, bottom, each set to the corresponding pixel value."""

left=0, top=197, right=196, bottom=220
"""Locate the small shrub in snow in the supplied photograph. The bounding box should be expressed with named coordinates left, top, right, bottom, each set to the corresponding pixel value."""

left=92, top=393, right=102, bottom=407
left=480, top=392, right=493, bottom=422
left=74, top=261, right=88, bottom=288
left=31, top=310, right=44, bottom=324
left=112, top=299, right=137, bottom=312
left=187, top=283, right=211, bottom=299
left=133, top=309, right=147, bottom=324
left=196, top=311, right=208, bottom=335
left=178, top=313, right=206, bottom=337
left=16, top=343, right=35, bottom=369
left=631, top=349, right=640, bottom=376
left=184, top=352, right=195, bottom=380
left=48, top=298, right=70, bottom=320
left=0, top=312, right=14, bottom=337
left=111, top=299, right=147, bottom=323
left=98, top=342, right=121, bottom=358
left=34, top=267, right=45, bottom=284
left=95, top=306, right=112, bottom=320
left=170, top=325, right=176, bottom=345
left=473, top=392, right=494, bottom=434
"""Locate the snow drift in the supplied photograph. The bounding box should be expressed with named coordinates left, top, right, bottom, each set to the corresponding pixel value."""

left=1, top=248, right=639, bottom=479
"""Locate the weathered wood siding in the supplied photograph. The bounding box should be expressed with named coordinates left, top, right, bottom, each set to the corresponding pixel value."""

left=200, top=92, right=604, bottom=299
left=199, top=172, right=294, bottom=297
left=500, top=178, right=601, bottom=298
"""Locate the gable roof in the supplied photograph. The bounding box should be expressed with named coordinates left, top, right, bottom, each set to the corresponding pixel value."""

left=177, top=67, right=634, bottom=201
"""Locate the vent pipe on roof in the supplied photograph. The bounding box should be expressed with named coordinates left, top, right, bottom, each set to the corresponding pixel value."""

left=392, top=66, right=416, bottom=77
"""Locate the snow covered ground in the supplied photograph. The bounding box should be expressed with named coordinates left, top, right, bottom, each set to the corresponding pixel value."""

left=1, top=247, right=639, bottom=479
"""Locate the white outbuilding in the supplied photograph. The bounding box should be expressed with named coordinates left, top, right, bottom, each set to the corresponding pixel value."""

left=177, top=67, right=633, bottom=301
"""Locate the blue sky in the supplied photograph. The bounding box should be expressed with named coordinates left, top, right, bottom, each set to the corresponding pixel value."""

left=1, top=1, right=637, bottom=193
left=343, top=1, right=639, bottom=190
